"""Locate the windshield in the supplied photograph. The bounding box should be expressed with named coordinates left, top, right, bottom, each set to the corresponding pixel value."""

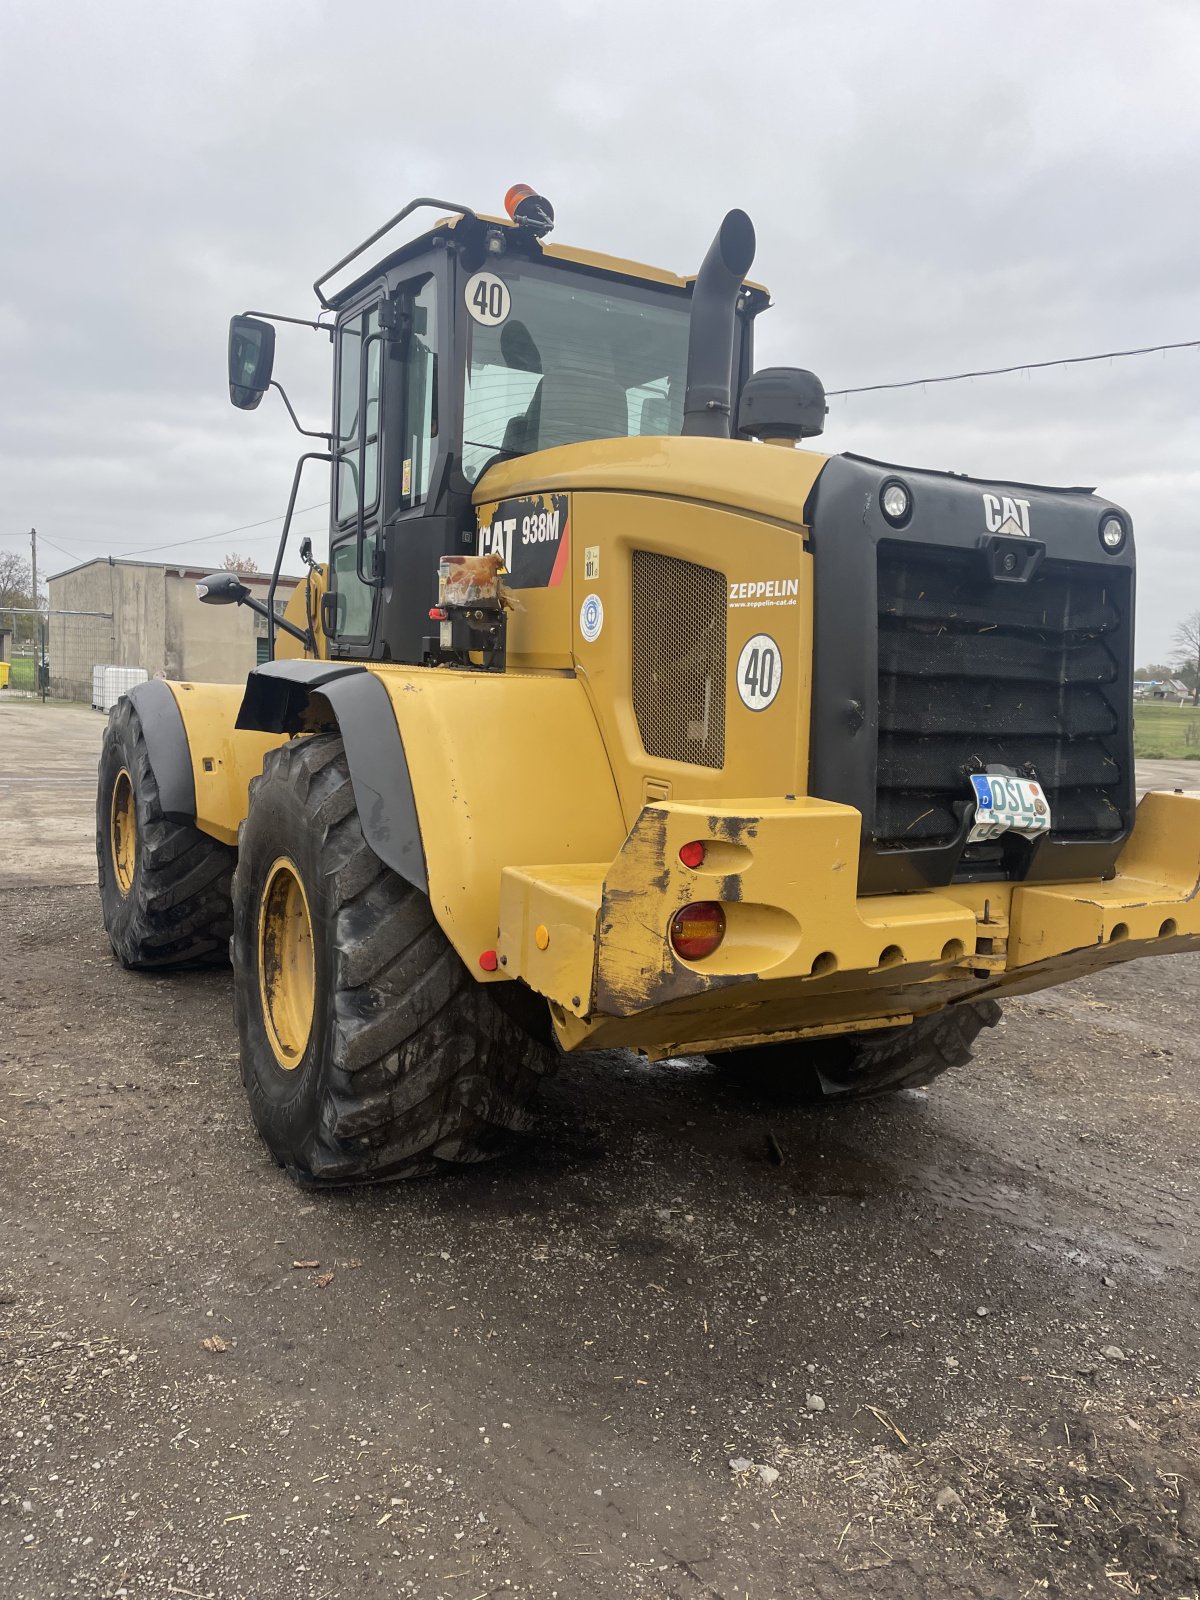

left=461, top=265, right=692, bottom=482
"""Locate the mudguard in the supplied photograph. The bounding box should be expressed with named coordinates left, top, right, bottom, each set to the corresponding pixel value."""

left=124, top=679, right=196, bottom=822
left=234, top=661, right=627, bottom=973
left=237, top=662, right=427, bottom=892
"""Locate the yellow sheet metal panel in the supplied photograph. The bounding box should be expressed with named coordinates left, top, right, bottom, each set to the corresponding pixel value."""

left=567, top=492, right=813, bottom=827
left=498, top=863, right=604, bottom=1009
left=165, top=681, right=286, bottom=846
left=475, top=435, right=829, bottom=529
left=1009, top=791, right=1200, bottom=963
left=275, top=566, right=328, bottom=661
left=367, top=666, right=625, bottom=971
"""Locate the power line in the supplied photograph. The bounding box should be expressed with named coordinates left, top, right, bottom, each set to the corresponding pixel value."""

left=2, top=502, right=330, bottom=562
left=114, top=503, right=328, bottom=558
left=827, top=338, right=1200, bottom=398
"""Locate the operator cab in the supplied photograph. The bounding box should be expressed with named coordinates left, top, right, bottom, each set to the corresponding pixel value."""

left=222, top=188, right=818, bottom=666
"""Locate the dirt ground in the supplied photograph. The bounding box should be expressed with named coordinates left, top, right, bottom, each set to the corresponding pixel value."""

left=2, top=697, right=1200, bottom=1600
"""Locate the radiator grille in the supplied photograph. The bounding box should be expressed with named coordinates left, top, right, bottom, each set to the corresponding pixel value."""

left=876, top=543, right=1129, bottom=854
left=632, top=551, right=726, bottom=769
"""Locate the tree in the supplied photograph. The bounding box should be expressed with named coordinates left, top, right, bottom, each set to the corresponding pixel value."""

left=1172, top=612, right=1200, bottom=705
left=221, top=552, right=259, bottom=573
left=0, top=550, right=35, bottom=610
left=1135, top=662, right=1174, bottom=681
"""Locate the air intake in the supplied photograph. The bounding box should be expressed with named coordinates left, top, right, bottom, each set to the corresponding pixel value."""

left=631, top=551, right=726, bottom=770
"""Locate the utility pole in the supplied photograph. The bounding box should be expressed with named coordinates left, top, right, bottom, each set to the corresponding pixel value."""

left=29, top=527, right=37, bottom=606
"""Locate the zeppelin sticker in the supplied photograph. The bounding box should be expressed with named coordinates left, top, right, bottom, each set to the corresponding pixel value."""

left=729, top=577, right=799, bottom=611
left=477, top=494, right=570, bottom=588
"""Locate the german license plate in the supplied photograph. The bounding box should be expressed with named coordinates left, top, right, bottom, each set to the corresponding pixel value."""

left=968, top=772, right=1051, bottom=843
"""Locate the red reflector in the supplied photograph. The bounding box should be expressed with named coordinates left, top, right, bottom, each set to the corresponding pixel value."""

left=678, top=840, right=707, bottom=869
left=429, top=606, right=447, bottom=621
left=669, top=902, right=726, bottom=961
left=479, top=949, right=498, bottom=972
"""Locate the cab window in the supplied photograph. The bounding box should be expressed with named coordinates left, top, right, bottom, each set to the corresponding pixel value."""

left=461, top=268, right=691, bottom=482
left=398, top=276, right=438, bottom=507
left=335, top=306, right=381, bottom=523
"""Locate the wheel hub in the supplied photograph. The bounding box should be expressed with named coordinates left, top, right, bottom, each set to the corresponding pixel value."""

left=258, top=858, right=316, bottom=1070
left=110, top=767, right=137, bottom=896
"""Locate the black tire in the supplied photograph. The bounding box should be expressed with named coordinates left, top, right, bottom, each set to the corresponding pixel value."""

left=97, top=696, right=235, bottom=969
left=231, top=733, right=556, bottom=1185
left=711, top=999, right=1002, bottom=1103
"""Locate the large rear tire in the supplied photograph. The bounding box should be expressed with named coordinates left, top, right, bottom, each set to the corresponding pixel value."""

left=711, top=1000, right=1002, bottom=1102
left=97, top=696, right=235, bottom=968
left=231, top=733, right=555, bottom=1185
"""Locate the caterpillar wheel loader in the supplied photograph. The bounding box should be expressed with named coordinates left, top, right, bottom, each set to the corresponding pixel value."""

left=97, top=184, right=1200, bottom=1185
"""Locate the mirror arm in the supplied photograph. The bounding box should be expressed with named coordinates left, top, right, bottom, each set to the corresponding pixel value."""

left=233, top=591, right=311, bottom=649
left=267, top=450, right=333, bottom=658
left=243, top=308, right=333, bottom=336
left=269, top=381, right=332, bottom=442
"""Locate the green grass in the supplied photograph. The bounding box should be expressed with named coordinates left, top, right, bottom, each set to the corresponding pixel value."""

left=3, top=655, right=37, bottom=692
left=1133, top=698, right=1200, bottom=759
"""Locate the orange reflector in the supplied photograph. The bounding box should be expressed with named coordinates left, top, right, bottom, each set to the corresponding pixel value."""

left=669, top=902, right=726, bottom=962
left=504, top=183, right=535, bottom=221
left=479, top=949, right=498, bottom=972
left=678, top=840, right=707, bottom=869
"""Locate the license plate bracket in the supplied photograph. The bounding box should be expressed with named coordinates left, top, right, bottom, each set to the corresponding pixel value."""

left=968, top=771, right=1051, bottom=844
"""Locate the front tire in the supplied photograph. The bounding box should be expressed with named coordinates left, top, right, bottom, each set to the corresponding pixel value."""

left=712, top=1000, right=1002, bottom=1102
left=97, top=696, right=235, bottom=968
left=232, top=733, right=555, bottom=1185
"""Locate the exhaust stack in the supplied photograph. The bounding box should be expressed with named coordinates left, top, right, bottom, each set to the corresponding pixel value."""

left=681, top=209, right=756, bottom=439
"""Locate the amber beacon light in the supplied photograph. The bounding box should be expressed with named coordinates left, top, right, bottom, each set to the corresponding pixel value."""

left=504, top=184, right=555, bottom=236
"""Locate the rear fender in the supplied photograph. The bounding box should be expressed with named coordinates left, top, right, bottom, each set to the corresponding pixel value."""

left=122, top=678, right=286, bottom=846
left=235, top=661, right=626, bottom=973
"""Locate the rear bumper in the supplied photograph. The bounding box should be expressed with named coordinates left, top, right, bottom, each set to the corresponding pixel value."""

left=498, top=790, right=1200, bottom=1059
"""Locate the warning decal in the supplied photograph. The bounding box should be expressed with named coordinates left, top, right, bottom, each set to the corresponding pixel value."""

left=477, top=494, right=570, bottom=589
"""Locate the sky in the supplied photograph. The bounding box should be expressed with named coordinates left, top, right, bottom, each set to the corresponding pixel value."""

left=2, top=0, right=1198, bottom=663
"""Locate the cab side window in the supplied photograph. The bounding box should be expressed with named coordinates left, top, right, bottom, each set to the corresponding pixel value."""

left=398, top=277, right=438, bottom=507
left=335, top=306, right=381, bottom=524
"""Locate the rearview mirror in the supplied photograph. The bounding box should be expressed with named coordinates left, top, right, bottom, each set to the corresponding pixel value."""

left=228, top=315, right=276, bottom=410
left=196, top=572, right=250, bottom=606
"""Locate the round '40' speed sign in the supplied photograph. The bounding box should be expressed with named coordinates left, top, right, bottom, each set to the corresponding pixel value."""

left=736, top=633, right=782, bottom=711
left=463, top=271, right=511, bottom=327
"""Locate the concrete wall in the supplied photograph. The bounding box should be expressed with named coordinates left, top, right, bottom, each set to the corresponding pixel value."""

left=47, top=563, right=299, bottom=697
left=164, top=572, right=297, bottom=683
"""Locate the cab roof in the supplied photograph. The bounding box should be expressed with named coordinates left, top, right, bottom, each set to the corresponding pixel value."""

left=324, top=210, right=768, bottom=311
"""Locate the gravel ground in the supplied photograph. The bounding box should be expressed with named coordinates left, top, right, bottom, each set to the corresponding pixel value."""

left=2, top=698, right=1199, bottom=1599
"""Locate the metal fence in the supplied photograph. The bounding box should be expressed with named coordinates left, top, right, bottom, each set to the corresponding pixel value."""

left=0, top=607, right=117, bottom=704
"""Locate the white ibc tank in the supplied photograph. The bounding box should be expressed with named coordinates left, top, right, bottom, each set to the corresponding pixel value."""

left=96, top=665, right=148, bottom=712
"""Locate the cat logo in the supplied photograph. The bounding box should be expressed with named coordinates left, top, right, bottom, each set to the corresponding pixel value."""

left=982, top=492, right=1032, bottom=538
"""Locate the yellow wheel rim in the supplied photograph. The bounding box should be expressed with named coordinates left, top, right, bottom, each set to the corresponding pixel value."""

left=258, top=857, right=316, bottom=1071
left=110, top=768, right=137, bottom=896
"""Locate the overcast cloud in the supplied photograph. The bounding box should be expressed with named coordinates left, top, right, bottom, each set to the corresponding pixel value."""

left=2, top=0, right=1198, bottom=660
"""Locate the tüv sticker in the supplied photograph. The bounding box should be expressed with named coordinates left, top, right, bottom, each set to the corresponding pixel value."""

left=579, top=593, right=604, bottom=643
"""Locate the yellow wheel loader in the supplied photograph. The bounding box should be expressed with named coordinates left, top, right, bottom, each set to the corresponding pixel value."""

left=97, top=185, right=1200, bottom=1185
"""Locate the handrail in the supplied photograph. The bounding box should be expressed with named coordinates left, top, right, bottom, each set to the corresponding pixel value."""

left=267, top=451, right=332, bottom=658
left=313, top=196, right=477, bottom=308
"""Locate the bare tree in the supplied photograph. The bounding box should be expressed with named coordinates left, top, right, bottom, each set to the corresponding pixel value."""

left=1172, top=612, right=1200, bottom=705
left=0, top=550, right=35, bottom=610
left=221, top=552, right=259, bottom=574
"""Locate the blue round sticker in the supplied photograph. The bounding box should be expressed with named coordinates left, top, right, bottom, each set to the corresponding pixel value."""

left=580, top=593, right=604, bottom=642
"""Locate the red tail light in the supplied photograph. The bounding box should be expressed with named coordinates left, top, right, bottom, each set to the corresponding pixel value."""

left=678, top=840, right=707, bottom=869
left=669, top=902, right=726, bottom=961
